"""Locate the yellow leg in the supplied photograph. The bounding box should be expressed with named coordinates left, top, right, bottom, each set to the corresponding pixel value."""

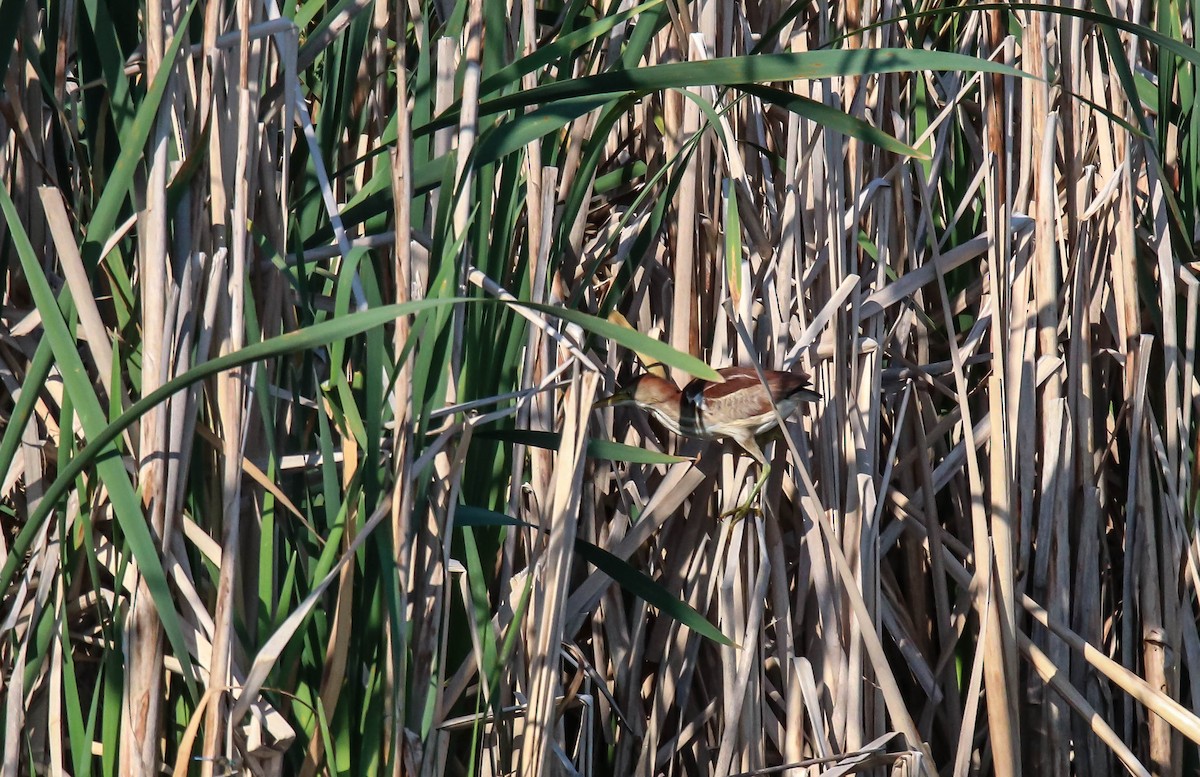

left=720, top=461, right=770, bottom=523
left=744, top=462, right=771, bottom=507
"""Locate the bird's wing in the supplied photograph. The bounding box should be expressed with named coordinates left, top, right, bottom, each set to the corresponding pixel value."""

left=708, top=367, right=815, bottom=404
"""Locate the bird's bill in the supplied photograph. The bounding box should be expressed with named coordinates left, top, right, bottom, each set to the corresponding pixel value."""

left=593, top=388, right=632, bottom=408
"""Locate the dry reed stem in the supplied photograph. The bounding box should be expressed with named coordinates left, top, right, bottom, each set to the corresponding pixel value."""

left=4, top=1, right=1200, bottom=775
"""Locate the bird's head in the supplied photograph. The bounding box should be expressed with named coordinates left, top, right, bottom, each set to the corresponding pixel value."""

left=594, top=373, right=678, bottom=410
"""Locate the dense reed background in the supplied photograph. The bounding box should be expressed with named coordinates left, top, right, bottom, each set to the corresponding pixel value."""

left=2, top=0, right=1199, bottom=775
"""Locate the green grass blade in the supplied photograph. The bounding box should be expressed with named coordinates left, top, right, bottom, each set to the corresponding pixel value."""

left=420, top=49, right=1030, bottom=136
left=0, top=184, right=199, bottom=696
left=478, top=428, right=692, bottom=464
left=457, top=507, right=733, bottom=646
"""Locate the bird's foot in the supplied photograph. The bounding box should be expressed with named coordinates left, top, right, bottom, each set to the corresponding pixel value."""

left=719, top=500, right=760, bottom=524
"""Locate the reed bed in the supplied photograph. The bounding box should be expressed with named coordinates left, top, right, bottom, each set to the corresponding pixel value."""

left=1, top=1, right=1198, bottom=775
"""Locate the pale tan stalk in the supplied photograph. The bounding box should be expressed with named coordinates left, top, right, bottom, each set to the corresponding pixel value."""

left=714, top=520, right=771, bottom=776
left=906, top=166, right=995, bottom=776
left=981, top=19, right=1020, bottom=776
left=121, top=0, right=175, bottom=770
left=201, top=0, right=259, bottom=771
left=388, top=0, right=415, bottom=766
left=1020, top=632, right=1151, bottom=777
left=521, top=373, right=597, bottom=776
left=519, top=0, right=554, bottom=540
left=667, top=31, right=699, bottom=387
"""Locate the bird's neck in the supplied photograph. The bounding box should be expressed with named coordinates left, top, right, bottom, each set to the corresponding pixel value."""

left=649, top=404, right=688, bottom=437
left=650, top=397, right=709, bottom=438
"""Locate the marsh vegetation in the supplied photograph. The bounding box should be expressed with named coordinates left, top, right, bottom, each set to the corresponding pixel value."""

left=1, top=1, right=1198, bottom=775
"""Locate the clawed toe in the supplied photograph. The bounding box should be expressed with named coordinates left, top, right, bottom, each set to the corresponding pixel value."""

left=719, top=501, right=760, bottom=523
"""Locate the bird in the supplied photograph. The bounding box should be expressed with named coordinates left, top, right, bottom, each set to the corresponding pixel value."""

left=595, top=367, right=819, bottom=517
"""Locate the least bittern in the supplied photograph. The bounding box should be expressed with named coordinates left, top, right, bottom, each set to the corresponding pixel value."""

left=596, top=367, right=819, bottom=517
